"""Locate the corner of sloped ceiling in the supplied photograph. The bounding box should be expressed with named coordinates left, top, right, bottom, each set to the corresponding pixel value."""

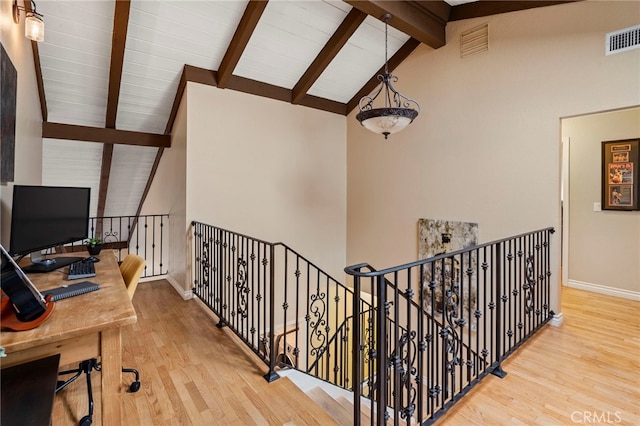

left=140, top=101, right=187, bottom=218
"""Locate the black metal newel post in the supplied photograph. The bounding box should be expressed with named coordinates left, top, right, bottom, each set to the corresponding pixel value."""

left=492, top=243, right=507, bottom=378
left=352, top=274, right=362, bottom=426
left=376, top=274, right=388, bottom=424
left=216, top=228, right=227, bottom=328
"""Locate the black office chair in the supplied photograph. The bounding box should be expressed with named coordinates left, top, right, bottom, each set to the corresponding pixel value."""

left=55, top=254, right=145, bottom=426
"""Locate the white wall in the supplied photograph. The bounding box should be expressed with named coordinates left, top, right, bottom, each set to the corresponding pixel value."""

left=186, top=82, right=347, bottom=281
left=563, top=107, right=640, bottom=298
left=346, top=0, right=640, bottom=314
left=0, top=1, right=44, bottom=247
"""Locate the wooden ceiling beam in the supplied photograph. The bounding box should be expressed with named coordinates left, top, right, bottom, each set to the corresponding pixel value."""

left=105, top=0, right=131, bottom=128
left=292, top=8, right=367, bottom=105
left=449, top=1, right=582, bottom=21
left=96, top=144, right=113, bottom=221
left=174, top=65, right=347, bottom=116
left=217, top=0, right=269, bottom=89
left=343, top=1, right=447, bottom=48
left=346, top=37, right=420, bottom=114
left=164, top=65, right=190, bottom=135
left=42, top=122, right=171, bottom=148
left=29, top=41, right=47, bottom=122
left=100, top=0, right=131, bottom=222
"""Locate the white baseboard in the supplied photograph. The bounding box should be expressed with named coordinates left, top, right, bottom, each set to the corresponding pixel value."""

left=549, top=312, right=564, bottom=327
left=165, top=275, right=192, bottom=300
left=566, top=280, right=640, bottom=301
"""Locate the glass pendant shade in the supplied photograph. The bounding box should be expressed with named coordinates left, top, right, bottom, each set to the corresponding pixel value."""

left=25, top=13, right=44, bottom=42
left=357, top=107, right=418, bottom=138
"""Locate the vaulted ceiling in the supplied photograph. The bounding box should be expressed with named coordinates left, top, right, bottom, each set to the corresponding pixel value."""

left=19, top=0, right=577, bottom=220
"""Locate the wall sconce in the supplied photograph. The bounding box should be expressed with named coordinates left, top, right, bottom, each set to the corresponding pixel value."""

left=12, top=0, right=45, bottom=42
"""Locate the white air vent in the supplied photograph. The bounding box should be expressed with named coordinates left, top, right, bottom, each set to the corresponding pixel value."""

left=606, top=24, right=640, bottom=55
left=461, top=23, right=488, bottom=58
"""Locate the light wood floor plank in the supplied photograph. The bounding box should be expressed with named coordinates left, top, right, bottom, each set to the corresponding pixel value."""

left=51, top=282, right=639, bottom=425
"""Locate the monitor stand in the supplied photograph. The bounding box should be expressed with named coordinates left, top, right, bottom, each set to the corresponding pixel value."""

left=21, top=252, right=84, bottom=273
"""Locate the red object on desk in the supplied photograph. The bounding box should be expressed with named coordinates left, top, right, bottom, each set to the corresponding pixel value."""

left=0, top=293, right=55, bottom=331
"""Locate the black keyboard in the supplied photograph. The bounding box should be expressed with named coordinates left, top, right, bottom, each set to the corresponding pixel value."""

left=67, top=261, right=96, bottom=280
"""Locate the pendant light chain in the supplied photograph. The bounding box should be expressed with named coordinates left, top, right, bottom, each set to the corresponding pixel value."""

left=384, top=19, right=389, bottom=75
left=383, top=17, right=390, bottom=108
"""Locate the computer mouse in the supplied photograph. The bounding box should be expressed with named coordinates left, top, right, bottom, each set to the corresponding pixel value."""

left=83, top=257, right=100, bottom=263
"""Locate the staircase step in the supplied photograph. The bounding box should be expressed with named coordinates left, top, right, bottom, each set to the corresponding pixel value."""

left=336, top=396, right=371, bottom=424
left=336, top=396, right=410, bottom=426
left=307, top=387, right=354, bottom=425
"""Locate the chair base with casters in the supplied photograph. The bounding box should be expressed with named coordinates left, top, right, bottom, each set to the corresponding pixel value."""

left=56, top=358, right=140, bottom=426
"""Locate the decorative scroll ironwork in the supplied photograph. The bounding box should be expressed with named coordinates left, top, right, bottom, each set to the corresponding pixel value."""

left=307, top=289, right=328, bottom=357
left=201, top=242, right=210, bottom=288
left=102, top=230, right=119, bottom=244
left=235, top=257, right=249, bottom=318
left=391, top=330, right=418, bottom=420
left=362, top=312, right=376, bottom=398
left=441, top=281, right=466, bottom=395
left=523, top=255, right=536, bottom=314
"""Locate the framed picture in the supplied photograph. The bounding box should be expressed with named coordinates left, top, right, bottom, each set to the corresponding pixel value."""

left=1, top=43, right=17, bottom=184
left=602, top=138, right=640, bottom=210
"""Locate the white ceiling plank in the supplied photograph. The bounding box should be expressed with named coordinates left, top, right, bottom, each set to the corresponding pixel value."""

left=42, top=67, right=108, bottom=88
left=115, top=0, right=247, bottom=133
left=43, top=88, right=108, bottom=109
left=42, top=79, right=108, bottom=99
left=308, top=15, right=410, bottom=103
left=38, top=56, right=110, bottom=83
left=104, top=145, right=158, bottom=217
left=234, top=0, right=350, bottom=89
left=37, top=0, right=113, bottom=129
left=42, top=139, right=104, bottom=217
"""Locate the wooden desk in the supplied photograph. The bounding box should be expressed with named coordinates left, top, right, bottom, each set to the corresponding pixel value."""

left=0, top=252, right=137, bottom=425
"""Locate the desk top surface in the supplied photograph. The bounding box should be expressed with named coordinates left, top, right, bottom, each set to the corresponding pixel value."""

left=0, top=251, right=137, bottom=353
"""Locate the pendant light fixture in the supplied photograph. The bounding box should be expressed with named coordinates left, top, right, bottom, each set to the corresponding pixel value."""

left=12, top=0, right=45, bottom=43
left=356, top=14, right=419, bottom=139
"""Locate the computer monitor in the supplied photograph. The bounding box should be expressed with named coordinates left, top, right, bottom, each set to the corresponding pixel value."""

left=9, top=185, right=90, bottom=272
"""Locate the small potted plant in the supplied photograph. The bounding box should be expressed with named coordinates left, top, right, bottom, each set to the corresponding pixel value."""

left=84, top=237, right=104, bottom=256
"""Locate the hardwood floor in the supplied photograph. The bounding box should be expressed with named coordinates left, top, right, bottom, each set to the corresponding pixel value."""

left=52, top=279, right=338, bottom=426
left=439, top=286, right=640, bottom=426
left=52, top=282, right=640, bottom=425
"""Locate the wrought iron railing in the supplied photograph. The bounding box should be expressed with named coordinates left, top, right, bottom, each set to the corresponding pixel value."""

left=191, top=221, right=367, bottom=386
left=59, top=214, right=169, bottom=278
left=191, top=222, right=554, bottom=425
left=345, top=227, right=555, bottom=425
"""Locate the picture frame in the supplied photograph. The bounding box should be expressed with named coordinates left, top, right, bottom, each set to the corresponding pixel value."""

left=602, top=138, right=640, bottom=211
left=1, top=43, right=17, bottom=184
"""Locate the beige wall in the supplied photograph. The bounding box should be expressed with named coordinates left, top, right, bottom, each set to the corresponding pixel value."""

left=185, top=82, right=347, bottom=280
left=346, top=1, right=640, bottom=314
left=141, top=96, right=188, bottom=294
left=0, top=1, right=44, bottom=247
left=563, top=107, right=640, bottom=297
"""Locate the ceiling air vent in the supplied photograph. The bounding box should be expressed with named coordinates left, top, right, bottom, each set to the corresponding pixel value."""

left=606, top=24, right=640, bottom=55
left=461, top=23, right=488, bottom=58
